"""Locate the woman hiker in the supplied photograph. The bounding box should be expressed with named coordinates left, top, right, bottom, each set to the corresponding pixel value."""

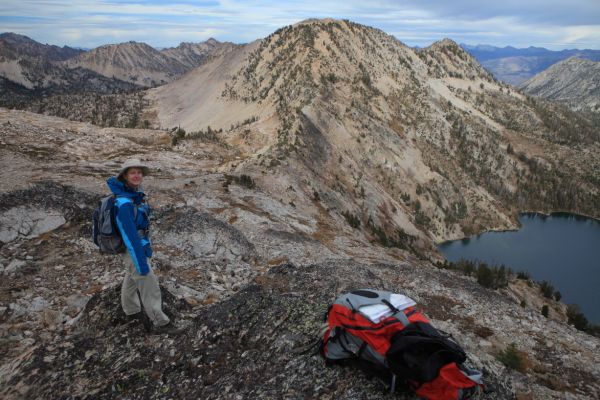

left=106, top=158, right=184, bottom=335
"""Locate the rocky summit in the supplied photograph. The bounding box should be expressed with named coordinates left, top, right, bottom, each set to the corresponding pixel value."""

left=1, top=18, right=600, bottom=400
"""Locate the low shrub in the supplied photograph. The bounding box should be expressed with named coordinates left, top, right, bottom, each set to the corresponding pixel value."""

left=341, top=211, right=361, bottom=229
left=540, top=281, right=555, bottom=299
left=497, top=343, right=524, bottom=371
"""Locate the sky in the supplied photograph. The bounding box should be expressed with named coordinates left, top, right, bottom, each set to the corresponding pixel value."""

left=1, top=0, right=599, bottom=50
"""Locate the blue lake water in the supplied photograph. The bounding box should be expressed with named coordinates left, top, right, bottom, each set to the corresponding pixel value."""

left=438, top=213, right=600, bottom=324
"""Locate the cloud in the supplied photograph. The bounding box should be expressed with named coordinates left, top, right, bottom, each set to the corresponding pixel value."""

left=0, top=0, right=599, bottom=49
left=398, top=0, right=600, bottom=26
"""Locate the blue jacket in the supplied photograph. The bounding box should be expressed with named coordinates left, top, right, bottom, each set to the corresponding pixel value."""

left=107, top=177, right=152, bottom=275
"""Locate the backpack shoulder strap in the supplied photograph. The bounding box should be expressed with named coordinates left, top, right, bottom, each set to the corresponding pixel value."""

left=113, top=196, right=138, bottom=219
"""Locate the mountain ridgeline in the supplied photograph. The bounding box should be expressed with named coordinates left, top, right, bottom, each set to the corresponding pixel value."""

left=150, top=19, right=599, bottom=247
left=520, top=57, right=600, bottom=113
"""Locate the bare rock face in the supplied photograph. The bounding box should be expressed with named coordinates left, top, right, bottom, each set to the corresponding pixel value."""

left=160, top=39, right=239, bottom=70
left=0, top=181, right=96, bottom=229
left=156, top=206, right=257, bottom=264
left=0, top=207, right=65, bottom=243
left=153, top=206, right=259, bottom=299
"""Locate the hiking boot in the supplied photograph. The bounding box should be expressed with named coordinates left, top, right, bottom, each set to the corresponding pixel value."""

left=125, top=312, right=142, bottom=322
left=123, top=312, right=153, bottom=331
left=152, top=322, right=186, bottom=336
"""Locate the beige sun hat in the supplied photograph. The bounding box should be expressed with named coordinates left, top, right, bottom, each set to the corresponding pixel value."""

left=117, top=158, right=150, bottom=180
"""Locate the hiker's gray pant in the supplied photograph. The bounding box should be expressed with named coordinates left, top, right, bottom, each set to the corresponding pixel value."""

left=121, top=252, right=170, bottom=327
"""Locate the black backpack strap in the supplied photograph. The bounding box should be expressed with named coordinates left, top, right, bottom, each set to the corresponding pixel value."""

left=356, top=341, right=368, bottom=359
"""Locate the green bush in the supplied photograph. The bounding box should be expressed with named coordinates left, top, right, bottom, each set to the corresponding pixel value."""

left=566, top=304, right=589, bottom=331
left=553, top=290, right=562, bottom=301
left=341, top=211, right=361, bottom=229
left=223, top=174, right=256, bottom=190
left=321, top=73, right=338, bottom=84
left=516, top=271, right=530, bottom=280
left=238, top=174, right=255, bottom=189
left=365, top=219, right=415, bottom=250
left=497, top=343, right=524, bottom=371
left=171, top=126, right=186, bottom=146
left=540, top=281, right=555, bottom=299
left=443, top=259, right=508, bottom=289
left=476, top=263, right=495, bottom=289
left=541, top=305, right=549, bottom=318
left=414, top=210, right=431, bottom=227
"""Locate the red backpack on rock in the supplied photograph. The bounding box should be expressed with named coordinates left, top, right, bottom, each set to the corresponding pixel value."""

left=320, top=289, right=483, bottom=399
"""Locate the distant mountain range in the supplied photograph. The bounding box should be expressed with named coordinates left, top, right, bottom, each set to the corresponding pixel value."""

left=0, top=32, right=238, bottom=98
left=0, top=32, right=84, bottom=61
left=64, top=39, right=238, bottom=87
left=462, top=44, right=600, bottom=85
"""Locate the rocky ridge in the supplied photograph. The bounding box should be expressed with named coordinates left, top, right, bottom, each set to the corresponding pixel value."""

left=160, top=38, right=239, bottom=71
left=520, top=57, right=600, bottom=113
left=64, top=41, right=189, bottom=87
left=8, top=260, right=599, bottom=399
left=65, top=39, right=239, bottom=87
left=0, top=33, right=236, bottom=91
left=149, top=19, right=600, bottom=246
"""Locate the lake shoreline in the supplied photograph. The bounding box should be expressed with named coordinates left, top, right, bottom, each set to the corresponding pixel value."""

left=436, top=209, right=600, bottom=246
left=437, top=211, right=600, bottom=325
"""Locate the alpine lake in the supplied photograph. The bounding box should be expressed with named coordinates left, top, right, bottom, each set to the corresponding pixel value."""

left=438, top=213, right=600, bottom=324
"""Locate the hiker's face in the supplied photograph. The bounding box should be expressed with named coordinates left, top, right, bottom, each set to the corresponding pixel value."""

left=124, top=167, right=144, bottom=188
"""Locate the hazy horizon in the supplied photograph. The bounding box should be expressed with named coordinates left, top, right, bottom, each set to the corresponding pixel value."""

left=4, top=29, right=600, bottom=54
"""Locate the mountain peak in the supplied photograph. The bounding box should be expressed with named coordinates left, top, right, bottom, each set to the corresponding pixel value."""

left=95, top=41, right=155, bottom=50
left=429, top=38, right=460, bottom=48
left=420, top=38, right=492, bottom=81
left=294, top=17, right=341, bottom=26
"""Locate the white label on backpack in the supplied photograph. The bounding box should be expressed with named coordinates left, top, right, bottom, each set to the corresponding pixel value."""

left=360, top=294, right=416, bottom=323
